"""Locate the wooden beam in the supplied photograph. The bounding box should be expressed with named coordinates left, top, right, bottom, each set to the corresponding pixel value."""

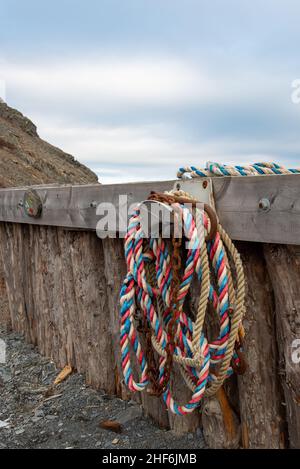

left=212, top=174, right=300, bottom=245
left=0, top=174, right=299, bottom=244
left=0, top=180, right=176, bottom=231
left=236, top=242, right=285, bottom=448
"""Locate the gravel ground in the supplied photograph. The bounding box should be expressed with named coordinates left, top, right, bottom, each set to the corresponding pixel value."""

left=0, top=327, right=206, bottom=449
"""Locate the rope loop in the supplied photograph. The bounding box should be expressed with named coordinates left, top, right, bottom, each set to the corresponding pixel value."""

left=120, top=188, right=246, bottom=415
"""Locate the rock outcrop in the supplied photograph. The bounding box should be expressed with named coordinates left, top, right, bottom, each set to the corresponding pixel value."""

left=0, top=102, right=98, bottom=187
left=0, top=101, right=99, bottom=329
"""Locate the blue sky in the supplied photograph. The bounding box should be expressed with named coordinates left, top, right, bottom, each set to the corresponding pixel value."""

left=1, top=0, right=300, bottom=182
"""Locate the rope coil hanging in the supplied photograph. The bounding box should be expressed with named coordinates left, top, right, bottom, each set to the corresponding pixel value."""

left=120, top=183, right=246, bottom=415
left=120, top=160, right=300, bottom=415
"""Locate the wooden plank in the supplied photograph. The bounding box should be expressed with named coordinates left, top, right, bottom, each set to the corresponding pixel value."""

left=102, top=238, right=132, bottom=400
left=68, top=231, right=115, bottom=393
left=0, top=180, right=176, bottom=231
left=0, top=262, right=10, bottom=330
left=264, top=245, right=300, bottom=448
left=202, top=388, right=241, bottom=449
left=236, top=242, right=286, bottom=448
left=57, top=229, right=82, bottom=370
left=0, top=223, right=29, bottom=337
left=212, top=174, right=300, bottom=245
left=2, top=217, right=300, bottom=444
left=0, top=174, right=299, bottom=243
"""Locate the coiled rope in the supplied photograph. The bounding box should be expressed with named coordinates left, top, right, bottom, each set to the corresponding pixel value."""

left=120, top=194, right=245, bottom=414
left=120, top=160, right=298, bottom=416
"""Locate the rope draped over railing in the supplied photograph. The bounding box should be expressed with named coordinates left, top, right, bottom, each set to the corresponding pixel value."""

left=119, top=160, right=299, bottom=416
left=177, top=161, right=300, bottom=179
left=119, top=188, right=246, bottom=415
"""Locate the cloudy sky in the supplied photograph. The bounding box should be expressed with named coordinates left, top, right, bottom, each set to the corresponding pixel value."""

left=1, top=0, right=300, bottom=183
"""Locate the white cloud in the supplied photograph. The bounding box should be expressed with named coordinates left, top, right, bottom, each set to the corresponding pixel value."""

left=1, top=56, right=299, bottom=184
left=2, top=56, right=290, bottom=116
left=36, top=120, right=296, bottom=183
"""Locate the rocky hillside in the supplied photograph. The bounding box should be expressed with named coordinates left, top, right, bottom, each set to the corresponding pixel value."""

left=0, top=102, right=99, bottom=329
left=0, top=102, right=98, bottom=187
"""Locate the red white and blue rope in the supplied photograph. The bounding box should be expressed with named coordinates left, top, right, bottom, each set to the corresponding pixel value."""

left=120, top=197, right=244, bottom=415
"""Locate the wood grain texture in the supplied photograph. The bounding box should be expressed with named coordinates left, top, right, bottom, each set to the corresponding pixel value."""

left=102, top=238, right=131, bottom=401
left=264, top=244, right=300, bottom=448
left=202, top=391, right=241, bottom=449
left=0, top=223, right=115, bottom=392
left=212, top=174, right=300, bottom=244
left=0, top=223, right=28, bottom=336
left=1, top=218, right=300, bottom=446
left=68, top=231, right=115, bottom=392
left=0, top=262, right=10, bottom=330
left=237, top=243, right=285, bottom=448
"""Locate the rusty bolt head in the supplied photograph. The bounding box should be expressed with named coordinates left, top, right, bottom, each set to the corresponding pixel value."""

left=258, top=198, right=271, bottom=212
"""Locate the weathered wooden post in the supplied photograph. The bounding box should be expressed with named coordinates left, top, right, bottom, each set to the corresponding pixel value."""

left=237, top=243, right=285, bottom=448
left=264, top=245, right=300, bottom=448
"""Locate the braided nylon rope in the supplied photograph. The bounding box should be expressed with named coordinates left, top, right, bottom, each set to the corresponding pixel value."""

left=120, top=190, right=245, bottom=415
left=177, top=161, right=300, bottom=179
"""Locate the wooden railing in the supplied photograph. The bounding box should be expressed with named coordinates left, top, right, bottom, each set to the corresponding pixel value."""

left=0, top=174, right=299, bottom=243
left=0, top=175, right=299, bottom=448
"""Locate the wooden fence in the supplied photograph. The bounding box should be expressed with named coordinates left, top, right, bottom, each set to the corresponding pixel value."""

left=0, top=174, right=299, bottom=448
